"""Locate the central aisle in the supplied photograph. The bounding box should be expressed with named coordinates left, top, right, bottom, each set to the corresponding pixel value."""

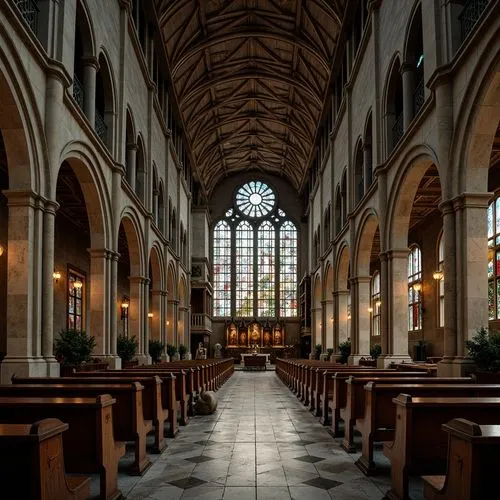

left=127, top=371, right=388, bottom=499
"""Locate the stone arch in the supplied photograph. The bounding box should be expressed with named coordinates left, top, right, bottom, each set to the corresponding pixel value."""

left=334, top=184, right=341, bottom=235
left=382, top=53, right=403, bottom=156
left=354, top=209, right=380, bottom=276
left=96, top=49, right=117, bottom=151
left=135, top=133, right=147, bottom=204
left=125, top=108, right=136, bottom=186
left=455, top=52, right=500, bottom=195
left=149, top=244, right=164, bottom=343
left=158, top=180, right=165, bottom=234
left=341, top=168, right=347, bottom=226
left=363, top=110, right=373, bottom=187
left=336, top=243, right=350, bottom=290
left=75, top=0, right=96, bottom=57
left=353, top=137, right=364, bottom=205
left=152, top=163, right=159, bottom=223
left=323, top=203, right=331, bottom=252
left=58, top=144, right=111, bottom=248
left=386, top=144, right=440, bottom=250
left=119, top=210, right=145, bottom=277
left=166, top=262, right=177, bottom=345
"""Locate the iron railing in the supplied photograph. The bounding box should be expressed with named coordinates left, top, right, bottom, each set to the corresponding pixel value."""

left=413, top=78, right=425, bottom=116
left=14, top=0, right=39, bottom=34
left=73, top=74, right=85, bottom=110
left=392, top=111, right=404, bottom=149
left=95, top=111, right=108, bottom=144
left=459, top=0, right=488, bottom=41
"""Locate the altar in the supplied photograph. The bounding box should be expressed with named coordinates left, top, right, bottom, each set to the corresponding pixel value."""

left=241, top=353, right=269, bottom=370
left=240, top=353, right=271, bottom=366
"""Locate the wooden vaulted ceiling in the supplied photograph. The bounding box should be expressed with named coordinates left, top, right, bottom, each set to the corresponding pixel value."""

left=155, top=0, right=345, bottom=195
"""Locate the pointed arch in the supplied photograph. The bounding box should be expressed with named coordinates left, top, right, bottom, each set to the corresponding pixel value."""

left=354, top=209, right=380, bottom=277
left=336, top=243, right=350, bottom=291
left=95, top=49, right=117, bottom=150
left=382, top=53, right=404, bottom=155
left=135, top=133, right=147, bottom=204
left=119, top=209, right=145, bottom=276
left=158, top=180, right=165, bottom=234
left=363, top=110, right=373, bottom=188
left=353, top=137, right=364, bottom=205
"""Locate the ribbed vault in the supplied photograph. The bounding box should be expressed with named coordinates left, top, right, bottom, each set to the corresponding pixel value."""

left=155, top=0, right=345, bottom=194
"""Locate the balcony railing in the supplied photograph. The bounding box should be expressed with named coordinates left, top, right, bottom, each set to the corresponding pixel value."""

left=459, top=0, right=489, bottom=41
left=191, top=313, right=213, bottom=333
left=95, top=111, right=108, bottom=144
left=413, top=78, right=425, bottom=117
left=14, top=0, right=39, bottom=34
left=392, top=111, right=404, bottom=149
left=73, top=75, right=84, bottom=110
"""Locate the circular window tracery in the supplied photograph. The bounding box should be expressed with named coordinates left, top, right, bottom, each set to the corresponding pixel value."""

left=236, top=181, right=275, bottom=218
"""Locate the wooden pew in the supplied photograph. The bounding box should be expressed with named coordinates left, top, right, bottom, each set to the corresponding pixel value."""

left=329, top=372, right=434, bottom=435
left=383, top=395, right=500, bottom=500
left=422, top=418, right=500, bottom=500
left=5, top=382, right=152, bottom=475
left=0, top=418, right=91, bottom=500
left=0, top=395, right=124, bottom=500
left=342, top=376, right=472, bottom=452
left=17, top=374, right=168, bottom=450
left=356, top=382, right=500, bottom=475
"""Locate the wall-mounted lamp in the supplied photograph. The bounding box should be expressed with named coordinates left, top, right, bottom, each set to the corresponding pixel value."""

left=148, top=312, right=154, bottom=318
left=319, top=322, right=322, bottom=327
left=367, top=307, right=373, bottom=313
left=433, top=270, right=444, bottom=281
left=120, top=296, right=130, bottom=320
left=0, top=244, right=5, bottom=256
left=166, top=320, right=170, bottom=326
left=73, top=279, right=83, bottom=290
left=53, top=271, right=61, bottom=283
left=330, top=316, right=334, bottom=324
left=375, top=300, right=382, bottom=308
left=347, top=313, right=351, bottom=320
left=413, top=282, right=422, bottom=292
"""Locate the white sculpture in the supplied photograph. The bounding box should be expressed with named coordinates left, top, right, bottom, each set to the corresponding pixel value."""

left=214, top=343, right=222, bottom=358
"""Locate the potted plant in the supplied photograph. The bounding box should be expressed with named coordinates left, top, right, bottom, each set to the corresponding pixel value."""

left=178, top=344, right=188, bottom=360
left=314, top=344, right=322, bottom=360
left=117, top=335, right=138, bottom=368
left=338, top=339, right=351, bottom=364
left=166, top=343, right=178, bottom=361
left=326, top=348, right=334, bottom=362
left=370, top=343, right=382, bottom=360
left=149, top=339, right=165, bottom=364
left=54, top=329, right=98, bottom=376
left=465, top=327, right=500, bottom=382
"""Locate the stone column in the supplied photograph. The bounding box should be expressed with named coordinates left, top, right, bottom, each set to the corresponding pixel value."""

left=378, top=252, right=389, bottom=364
left=178, top=306, right=188, bottom=347
left=311, top=306, right=322, bottom=353
left=334, top=290, right=350, bottom=348
left=324, top=298, right=334, bottom=349
left=168, top=299, right=180, bottom=347
left=401, top=62, right=415, bottom=131
left=150, top=289, right=162, bottom=342
left=41, top=200, right=60, bottom=375
left=383, top=249, right=412, bottom=365
left=82, top=56, right=98, bottom=126
left=88, top=249, right=109, bottom=357
left=142, top=278, right=151, bottom=363
left=126, top=143, right=137, bottom=191
left=349, top=276, right=372, bottom=364
left=0, top=191, right=46, bottom=382
left=107, top=250, right=121, bottom=368
left=129, top=276, right=145, bottom=360
left=453, top=193, right=490, bottom=372
left=160, top=291, right=168, bottom=359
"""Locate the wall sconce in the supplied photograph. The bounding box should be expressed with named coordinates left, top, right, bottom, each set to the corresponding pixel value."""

left=347, top=313, right=351, bottom=320
left=73, top=279, right=83, bottom=290
left=319, top=322, right=322, bottom=327
left=433, top=270, right=444, bottom=281
left=367, top=307, right=373, bottom=313
left=120, top=296, right=129, bottom=320
left=0, top=244, right=5, bottom=256
left=148, top=312, right=154, bottom=318
left=53, top=271, right=61, bottom=283
left=166, top=320, right=170, bottom=326
left=330, top=316, right=334, bottom=324
left=413, top=282, right=422, bottom=292
left=375, top=300, right=381, bottom=307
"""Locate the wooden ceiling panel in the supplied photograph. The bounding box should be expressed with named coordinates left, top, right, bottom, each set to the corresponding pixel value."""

left=156, top=0, right=345, bottom=194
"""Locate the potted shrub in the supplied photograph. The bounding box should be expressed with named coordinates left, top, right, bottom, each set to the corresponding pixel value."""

left=178, top=344, right=188, bottom=360
left=338, top=339, right=351, bottom=364
left=314, top=344, right=322, bottom=360
left=149, top=339, right=165, bottom=364
left=465, top=327, right=500, bottom=382
left=54, top=329, right=97, bottom=376
left=370, top=343, right=382, bottom=360
left=117, top=335, right=138, bottom=368
left=166, top=343, right=178, bottom=361
left=327, top=347, right=334, bottom=361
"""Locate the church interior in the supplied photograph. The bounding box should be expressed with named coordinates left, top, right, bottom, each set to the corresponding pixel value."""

left=0, top=0, right=499, bottom=498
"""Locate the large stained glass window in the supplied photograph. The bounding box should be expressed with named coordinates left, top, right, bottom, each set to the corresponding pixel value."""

left=258, top=221, right=275, bottom=316
left=212, top=181, right=298, bottom=318
left=68, top=269, right=85, bottom=332
left=408, top=245, right=422, bottom=332
left=235, top=221, right=254, bottom=316
left=487, top=199, right=500, bottom=320
left=213, top=221, right=231, bottom=316
left=280, top=221, right=297, bottom=317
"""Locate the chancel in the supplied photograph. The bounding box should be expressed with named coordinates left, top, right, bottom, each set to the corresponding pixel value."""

left=0, top=0, right=499, bottom=498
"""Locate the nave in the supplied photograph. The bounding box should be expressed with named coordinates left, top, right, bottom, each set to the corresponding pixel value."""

left=126, top=371, right=399, bottom=500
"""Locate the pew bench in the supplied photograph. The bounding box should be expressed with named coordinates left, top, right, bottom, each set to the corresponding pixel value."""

left=422, top=418, right=500, bottom=500
left=0, top=395, right=124, bottom=500
left=16, top=374, right=168, bottom=449
left=4, top=382, right=152, bottom=476
left=356, top=382, right=500, bottom=475
left=383, top=395, right=500, bottom=500
left=0, top=418, right=91, bottom=500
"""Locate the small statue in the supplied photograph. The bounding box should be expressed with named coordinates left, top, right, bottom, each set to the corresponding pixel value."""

left=195, top=342, right=206, bottom=360
left=214, top=343, right=222, bottom=358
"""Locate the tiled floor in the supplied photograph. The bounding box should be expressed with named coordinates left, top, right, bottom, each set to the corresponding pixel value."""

left=124, top=371, right=423, bottom=499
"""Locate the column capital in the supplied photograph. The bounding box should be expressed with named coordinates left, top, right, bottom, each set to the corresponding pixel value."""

left=379, top=251, right=389, bottom=262
left=87, top=248, right=109, bottom=259
left=168, top=299, right=180, bottom=305
left=350, top=276, right=372, bottom=285
left=108, top=250, right=120, bottom=261
left=400, top=61, right=415, bottom=74
left=452, top=192, right=492, bottom=210
left=4, top=190, right=40, bottom=208
left=129, top=275, right=148, bottom=285
left=161, top=290, right=168, bottom=297
left=333, top=290, right=349, bottom=297
left=386, top=249, right=409, bottom=260
left=81, top=56, right=99, bottom=70
left=151, top=288, right=163, bottom=296
left=126, top=142, right=138, bottom=151
left=41, top=198, right=60, bottom=215
left=439, top=199, right=455, bottom=215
